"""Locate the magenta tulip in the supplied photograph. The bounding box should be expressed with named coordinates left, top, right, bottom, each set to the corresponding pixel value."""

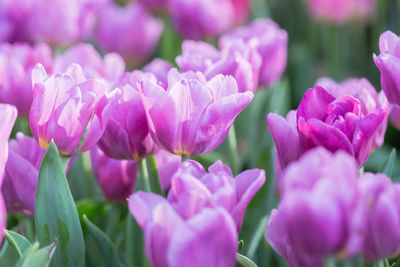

left=2, top=133, right=45, bottom=215
left=153, top=150, right=181, bottom=191
left=29, top=63, right=111, bottom=155
left=143, top=58, right=174, bottom=86
left=374, top=31, right=400, bottom=106
left=98, top=71, right=159, bottom=160
left=306, top=0, right=375, bottom=24
left=219, top=19, right=288, bottom=87
left=0, top=43, right=53, bottom=116
left=90, top=146, right=137, bottom=202
left=53, top=43, right=125, bottom=82
left=359, top=173, right=400, bottom=260
left=176, top=40, right=261, bottom=92
left=266, top=148, right=365, bottom=265
left=315, top=77, right=389, bottom=151
left=139, top=69, right=254, bottom=156
left=268, top=86, right=386, bottom=169
left=129, top=192, right=238, bottom=267
left=95, top=2, right=163, bottom=67
left=0, top=103, right=17, bottom=244
left=168, top=0, right=249, bottom=40
left=167, top=160, right=265, bottom=229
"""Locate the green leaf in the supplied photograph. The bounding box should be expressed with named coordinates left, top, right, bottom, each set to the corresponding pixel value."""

left=4, top=230, right=32, bottom=257
left=379, top=148, right=396, bottom=178
left=236, top=253, right=257, bottom=267
left=34, top=140, right=85, bottom=267
left=16, top=241, right=57, bottom=267
left=83, top=215, right=124, bottom=267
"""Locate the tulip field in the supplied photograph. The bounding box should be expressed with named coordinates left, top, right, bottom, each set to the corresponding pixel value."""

left=1, top=0, right=400, bottom=266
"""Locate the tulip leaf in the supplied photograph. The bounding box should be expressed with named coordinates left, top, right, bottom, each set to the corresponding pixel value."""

left=4, top=230, right=32, bottom=257
left=16, top=241, right=57, bottom=267
left=83, top=215, right=124, bottom=267
left=236, top=253, right=257, bottom=267
left=34, top=140, right=85, bottom=267
left=379, top=148, right=396, bottom=178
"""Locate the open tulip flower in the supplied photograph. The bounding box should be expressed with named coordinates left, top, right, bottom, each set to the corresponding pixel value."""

left=266, top=148, right=365, bottom=266
left=2, top=133, right=45, bottom=215
left=29, top=63, right=111, bottom=155
left=98, top=71, right=159, bottom=160
left=219, top=19, right=288, bottom=88
left=176, top=39, right=261, bottom=93
left=139, top=69, right=254, bottom=156
left=268, top=86, right=386, bottom=169
left=0, top=103, right=17, bottom=244
left=374, top=31, right=400, bottom=107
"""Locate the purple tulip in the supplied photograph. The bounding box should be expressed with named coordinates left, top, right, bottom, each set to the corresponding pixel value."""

left=168, top=0, right=249, bottom=40
left=167, top=160, right=265, bottom=229
left=265, top=209, right=324, bottom=267
left=143, top=58, right=174, bottom=86
left=390, top=104, right=400, bottom=130
left=0, top=43, right=53, bottom=116
left=315, top=77, right=389, bottom=151
left=0, top=103, right=17, bottom=244
left=359, top=173, right=400, bottom=260
left=219, top=19, right=288, bottom=87
left=27, top=0, right=81, bottom=44
left=307, top=0, right=375, bottom=24
left=176, top=40, right=261, bottom=92
left=98, top=71, right=159, bottom=160
left=90, top=146, right=137, bottom=202
left=29, top=63, right=111, bottom=155
left=95, top=2, right=163, bottom=67
left=129, top=192, right=238, bottom=267
left=153, top=150, right=181, bottom=191
left=266, top=148, right=365, bottom=264
left=0, top=0, right=32, bottom=42
left=268, top=86, right=386, bottom=169
left=374, top=31, right=400, bottom=106
left=2, top=133, right=45, bottom=215
left=53, top=43, right=125, bottom=82
left=139, top=69, right=254, bottom=156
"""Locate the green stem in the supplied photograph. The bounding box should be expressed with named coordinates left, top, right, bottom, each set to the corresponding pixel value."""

left=138, top=159, right=151, bottom=193
left=228, top=125, right=240, bottom=175
left=148, top=155, right=164, bottom=196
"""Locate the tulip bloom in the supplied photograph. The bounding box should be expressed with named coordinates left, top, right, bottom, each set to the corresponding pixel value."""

left=98, top=71, right=159, bottom=160
left=53, top=43, right=125, bottom=82
left=176, top=40, right=261, bottom=92
left=315, top=77, right=388, bottom=151
left=359, top=173, right=400, bottom=260
left=29, top=63, right=111, bottom=155
left=95, top=2, right=163, bottom=67
left=219, top=19, right=288, bottom=87
left=168, top=160, right=265, bottom=229
left=374, top=31, right=400, bottom=106
left=390, top=105, right=400, bottom=130
left=2, top=133, right=45, bottom=215
left=143, top=58, right=174, bottom=85
left=129, top=192, right=238, bottom=267
left=0, top=103, right=17, bottom=244
left=139, top=69, right=254, bottom=156
left=153, top=150, right=181, bottom=191
left=168, top=0, right=250, bottom=40
left=306, top=0, right=375, bottom=24
left=0, top=43, right=53, bottom=116
left=268, top=86, right=386, bottom=169
left=266, top=148, right=364, bottom=265
left=90, top=146, right=137, bottom=202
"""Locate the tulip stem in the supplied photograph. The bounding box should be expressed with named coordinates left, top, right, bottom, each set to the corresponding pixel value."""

left=148, top=155, right=164, bottom=196
left=138, top=159, right=152, bottom=193
left=228, top=125, right=240, bottom=175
